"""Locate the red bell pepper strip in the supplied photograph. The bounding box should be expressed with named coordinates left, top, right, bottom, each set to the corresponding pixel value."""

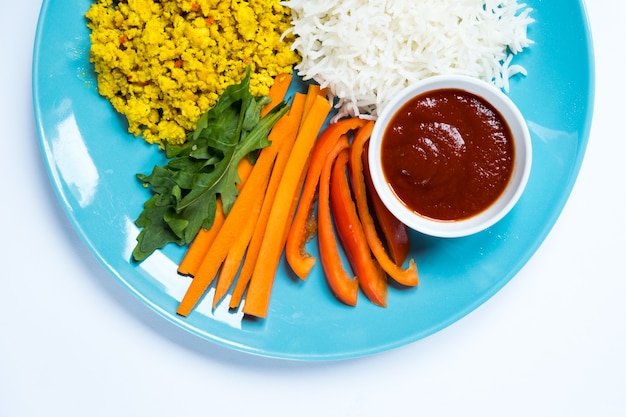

left=349, top=121, right=419, bottom=287
left=317, top=136, right=359, bottom=306
left=286, top=117, right=369, bottom=280
left=331, top=147, right=387, bottom=307
left=362, top=140, right=410, bottom=265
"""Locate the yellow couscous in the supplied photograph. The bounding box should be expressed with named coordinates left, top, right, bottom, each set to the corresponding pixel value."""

left=85, top=0, right=300, bottom=146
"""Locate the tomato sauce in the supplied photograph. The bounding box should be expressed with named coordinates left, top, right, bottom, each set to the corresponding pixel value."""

left=381, top=88, right=514, bottom=221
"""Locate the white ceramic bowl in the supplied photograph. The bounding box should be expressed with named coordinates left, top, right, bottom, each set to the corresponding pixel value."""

left=368, top=75, right=532, bottom=238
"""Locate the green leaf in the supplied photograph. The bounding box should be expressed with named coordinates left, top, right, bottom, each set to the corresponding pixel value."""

left=131, top=67, right=290, bottom=262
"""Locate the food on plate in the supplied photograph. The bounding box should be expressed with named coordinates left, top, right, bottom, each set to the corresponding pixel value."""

left=176, top=83, right=332, bottom=318
left=85, top=0, right=299, bottom=145
left=227, top=90, right=309, bottom=310
left=330, top=145, right=387, bottom=307
left=362, top=141, right=410, bottom=266
left=132, top=69, right=289, bottom=262
left=286, top=119, right=417, bottom=310
left=349, top=122, right=419, bottom=287
left=318, top=137, right=361, bottom=307
left=176, top=73, right=294, bottom=278
left=285, top=117, right=369, bottom=280
left=240, top=88, right=331, bottom=318
left=84, top=0, right=536, bottom=316
left=284, top=0, right=533, bottom=119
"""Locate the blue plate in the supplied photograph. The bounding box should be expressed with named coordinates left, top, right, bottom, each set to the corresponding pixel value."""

left=33, top=0, right=594, bottom=360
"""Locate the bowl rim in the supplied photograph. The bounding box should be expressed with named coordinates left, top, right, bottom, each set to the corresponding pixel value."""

left=368, top=74, right=533, bottom=238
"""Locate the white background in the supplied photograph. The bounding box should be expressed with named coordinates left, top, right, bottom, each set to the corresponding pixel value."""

left=1, top=1, right=624, bottom=416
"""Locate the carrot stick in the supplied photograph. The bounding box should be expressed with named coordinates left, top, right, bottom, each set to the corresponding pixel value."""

left=300, top=83, right=321, bottom=124
left=331, top=147, right=387, bottom=307
left=215, top=93, right=306, bottom=309
left=177, top=159, right=253, bottom=277
left=287, top=91, right=308, bottom=121
left=176, top=122, right=288, bottom=316
left=243, top=94, right=332, bottom=318
left=285, top=117, right=368, bottom=279
left=318, top=138, right=359, bottom=306
left=349, top=121, right=419, bottom=287
left=211, top=174, right=268, bottom=308
left=260, top=73, right=293, bottom=117
left=229, top=93, right=307, bottom=309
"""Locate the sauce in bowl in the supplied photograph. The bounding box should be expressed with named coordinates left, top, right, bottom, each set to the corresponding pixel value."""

left=381, top=88, right=515, bottom=221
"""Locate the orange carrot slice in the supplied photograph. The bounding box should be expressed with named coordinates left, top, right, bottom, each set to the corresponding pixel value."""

left=260, top=73, right=293, bottom=117
left=243, top=94, right=332, bottom=318
left=228, top=92, right=308, bottom=309
left=211, top=178, right=267, bottom=308
left=176, top=107, right=297, bottom=316
left=300, top=84, right=321, bottom=124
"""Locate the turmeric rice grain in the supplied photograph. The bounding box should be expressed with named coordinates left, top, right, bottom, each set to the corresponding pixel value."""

left=85, top=0, right=300, bottom=146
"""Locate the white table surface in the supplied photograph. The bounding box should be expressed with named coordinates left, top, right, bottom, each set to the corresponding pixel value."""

left=2, top=1, right=624, bottom=416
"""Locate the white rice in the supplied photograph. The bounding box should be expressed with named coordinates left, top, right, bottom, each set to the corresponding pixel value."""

left=282, top=0, right=534, bottom=120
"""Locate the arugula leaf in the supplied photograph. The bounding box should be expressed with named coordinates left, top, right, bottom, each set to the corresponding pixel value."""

left=132, top=68, right=289, bottom=262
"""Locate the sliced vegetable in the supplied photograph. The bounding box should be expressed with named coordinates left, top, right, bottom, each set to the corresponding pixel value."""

left=349, top=121, right=419, bottom=287
left=179, top=74, right=291, bottom=278
left=215, top=92, right=306, bottom=308
left=243, top=93, right=332, bottom=318
left=229, top=92, right=308, bottom=309
left=362, top=141, right=410, bottom=265
left=331, top=147, right=387, bottom=307
left=176, top=122, right=285, bottom=316
left=300, top=84, right=321, bottom=124
left=211, top=195, right=262, bottom=309
left=285, top=117, right=369, bottom=279
left=260, top=73, right=293, bottom=117
left=318, top=138, right=359, bottom=306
